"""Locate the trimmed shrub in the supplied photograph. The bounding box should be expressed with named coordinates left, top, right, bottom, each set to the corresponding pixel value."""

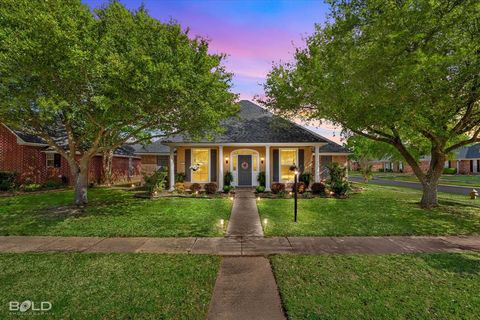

left=294, top=181, right=306, bottom=194
left=257, top=171, right=266, bottom=187
left=0, top=171, right=17, bottom=191
left=327, top=162, right=349, bottom=196
left=256, top=185, right=265, bottom=193
left=378, top=168, right=385, bottom=172
left=311, top=182, right=326, bottom=194
left=175, top=172, right=186, bottom=183
left=144, top=168, right=168, bottom=194
left=190, top=183, right=202, bottom=193
left=443, top=167, right=457, bottom=174
left=43, top=180, right=62, bottom=189
left=224, top=171, right=234, bottom=186
left=174, top=182, right=185, bottom=192
left=23, top=183, right=42, bottom=192
left=271, top=182, right=285, bottom=194
left=204, top=183, right=217, bottom=194
left=223, top=185, right=234, bottom=193
left=299, top=172, right=312, bottom=188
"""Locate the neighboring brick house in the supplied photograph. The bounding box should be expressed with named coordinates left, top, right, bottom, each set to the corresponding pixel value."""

left=0, top=123, right=141, bottom=185
left=133, top=141, right=174, bottom=177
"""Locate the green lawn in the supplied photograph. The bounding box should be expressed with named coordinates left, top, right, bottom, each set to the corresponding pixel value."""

left=0, top=188, right=231, bottom=237
left=362, top=172, right=480, bottom=187
left=258, top=184, right=480, bottom=236
left=271, top=253, right=480, bottom=320
left=0, top=253, right=219, bottom=319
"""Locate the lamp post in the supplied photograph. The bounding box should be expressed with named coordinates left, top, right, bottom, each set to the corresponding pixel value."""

left=290, top=165, right=299, bottom=223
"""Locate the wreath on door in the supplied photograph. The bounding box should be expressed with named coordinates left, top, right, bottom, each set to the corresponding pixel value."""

left=241, top=161, right=249, bottom=170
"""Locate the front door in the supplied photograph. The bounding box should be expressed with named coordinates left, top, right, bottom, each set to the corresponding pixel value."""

left=238, top=155, right=252, bottom=186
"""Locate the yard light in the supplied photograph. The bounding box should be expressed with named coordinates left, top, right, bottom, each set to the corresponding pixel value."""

left=229, top=196, right=234, bottom=201
left=220, top=219, right=224, bottom=226
left=131, top=183, right=135, bottom=188
left=257, top=196, right=261, bottom=201
left=470, top=189, right=478, bottom=200
left=289, top=164, right=300, bottom=223
left=195, top=190, right=199, bottom=195
left=153, top=191, right=158, bottom=197
left=263, top=218, right=268, bottom=225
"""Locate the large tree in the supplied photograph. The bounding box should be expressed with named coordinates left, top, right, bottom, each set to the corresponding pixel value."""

left=0, top=0, right=236, bottom=205
left=263, top=0, right=480, bottom=208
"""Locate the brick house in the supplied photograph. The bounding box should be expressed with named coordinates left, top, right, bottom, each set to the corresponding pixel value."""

left=0, top=123, right=141, bottom=185
left=159, top=100, right=350, bottom=191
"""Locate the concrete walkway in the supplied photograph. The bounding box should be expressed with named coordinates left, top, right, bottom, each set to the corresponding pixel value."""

left=1, top=235, right=479, bottom=254
left=209, top=188, right=285, bottom=320
left=207, top=257, right=285, bottom=320
left=350, top=176, right=478, bottom=196
left=226, top=188, right=263, bottom=237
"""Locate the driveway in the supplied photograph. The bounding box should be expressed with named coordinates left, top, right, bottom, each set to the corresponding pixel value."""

left=349, top=176, right=476, bottom=196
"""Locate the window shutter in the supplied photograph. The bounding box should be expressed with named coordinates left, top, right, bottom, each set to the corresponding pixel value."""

left=273, top=149, right=279, bottom=182
left=185, top=149, right=191, bottom=182
left=298, top=149, right=304, bottom=173
left=54, top=154, right=61, bottom=168
left=210, top=149, right=217, bottom=182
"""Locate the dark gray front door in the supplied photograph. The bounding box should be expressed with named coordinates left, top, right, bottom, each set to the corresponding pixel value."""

left=238, top=155, right=252, bottom=186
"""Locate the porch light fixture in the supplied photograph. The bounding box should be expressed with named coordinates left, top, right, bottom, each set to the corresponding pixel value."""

left=261, top=157, right=265, bottom=164
left=225, top=157, right=229, bottom=164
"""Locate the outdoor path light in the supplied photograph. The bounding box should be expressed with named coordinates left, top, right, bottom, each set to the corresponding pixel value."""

left=289, top=164, right=299, bottom=222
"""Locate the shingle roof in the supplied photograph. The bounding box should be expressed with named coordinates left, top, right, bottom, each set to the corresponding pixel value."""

left=163, top=100, right=330, bottom=144
left=318, top=141, right=350, bottom=153
left=454, top=144, right=480, bottom=159
left=12, top=129, right=48, bottom=145
left=132, top=141, right=170, bottom=155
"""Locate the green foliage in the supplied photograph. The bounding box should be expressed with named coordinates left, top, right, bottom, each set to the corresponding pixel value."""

left=224, top=171, right=234, bottom=186
left=299, top=172, right=312, bottom=188
left=42, top=180, right=63, bottom=189
left=0, top=172, right=17, bottom=191
left=175, top=172, right=186, bottom=183
left=257, top=171, right=266, bottom=187
left=223, top=185, right=234, bottom=193
left=294, top=181, right=307, bottom=194
left=0, top=0, right=236, bottom=204
left=443, top=168, right=457, bottom=175
left=23, top=183, right=42, bottom=192
left=263, top=0, right=480, bottom=207
left=144, top=169, right=168, bottom=195
left=327, top=163, right=349, bottom=196
left=256, top=185, right=266, bottom=193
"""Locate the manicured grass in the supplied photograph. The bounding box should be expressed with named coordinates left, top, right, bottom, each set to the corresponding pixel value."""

left=0, top=253, right=219, bottom=319
left=0, top=188, right=231, bottom=237
left=372, top=172, right=480, bottom=187
left=258, top=184, right=480, bottom=236
left=271, top=253, right=480, bottom=319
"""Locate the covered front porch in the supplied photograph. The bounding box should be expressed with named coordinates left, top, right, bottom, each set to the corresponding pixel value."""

left=166, top=144, right=349, bottom=192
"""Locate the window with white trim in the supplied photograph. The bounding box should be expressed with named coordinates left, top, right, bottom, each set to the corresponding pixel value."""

left=191, top=148, right=209, bottom=182
left=280, top=149, right=298, bottom=182
left=46, top=153, right=61, bottom=168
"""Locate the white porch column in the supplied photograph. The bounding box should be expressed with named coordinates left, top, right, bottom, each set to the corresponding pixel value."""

left=169, top=146, right=175, bottom=191
left=218, top=146, right=224, bottom=191
left=265, top=145, right=271, bottom=192
left=314, top=145, right=320, bottom=182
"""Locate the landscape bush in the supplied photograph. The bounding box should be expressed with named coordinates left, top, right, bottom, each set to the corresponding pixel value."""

left=271, top=182, right=285, bottom=194
left=23, top=183, right=42, bottom=192
left=311, top=182, right=326, bottom=194
left=144, top=169, right=168, bottom=194
left=294, top=181, right=306, bottom=194
left=443, top=168, right=457, bottom=174
left=0, top=171, right=17, bottom=191
left=204, top=183, right=217, bottom=194
left=299, top=172, right=312, bottom=188
left=327, top=163, right=349, bottom=196
left=223, top=185, right=234, bottom=193
left=190, top=183, right=202, bottom=193
left=256, top=185, right=265, bottom=193
left=257, top=171, right=266, bottom=187
left=224, top=171, right=234, bottom=186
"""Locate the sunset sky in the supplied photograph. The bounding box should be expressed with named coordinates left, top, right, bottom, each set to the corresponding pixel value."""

left=82, top=0, right=342, bottom=141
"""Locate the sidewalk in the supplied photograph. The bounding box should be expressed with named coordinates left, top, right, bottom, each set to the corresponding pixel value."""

left=1, top=235, right=479, bottom=255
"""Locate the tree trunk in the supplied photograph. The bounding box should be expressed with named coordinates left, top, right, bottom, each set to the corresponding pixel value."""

left=102, top=150, right=114, bottom=186
left=73, top=164, right=89, bottom=206
left=420, top=180, right=439, bottom=208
